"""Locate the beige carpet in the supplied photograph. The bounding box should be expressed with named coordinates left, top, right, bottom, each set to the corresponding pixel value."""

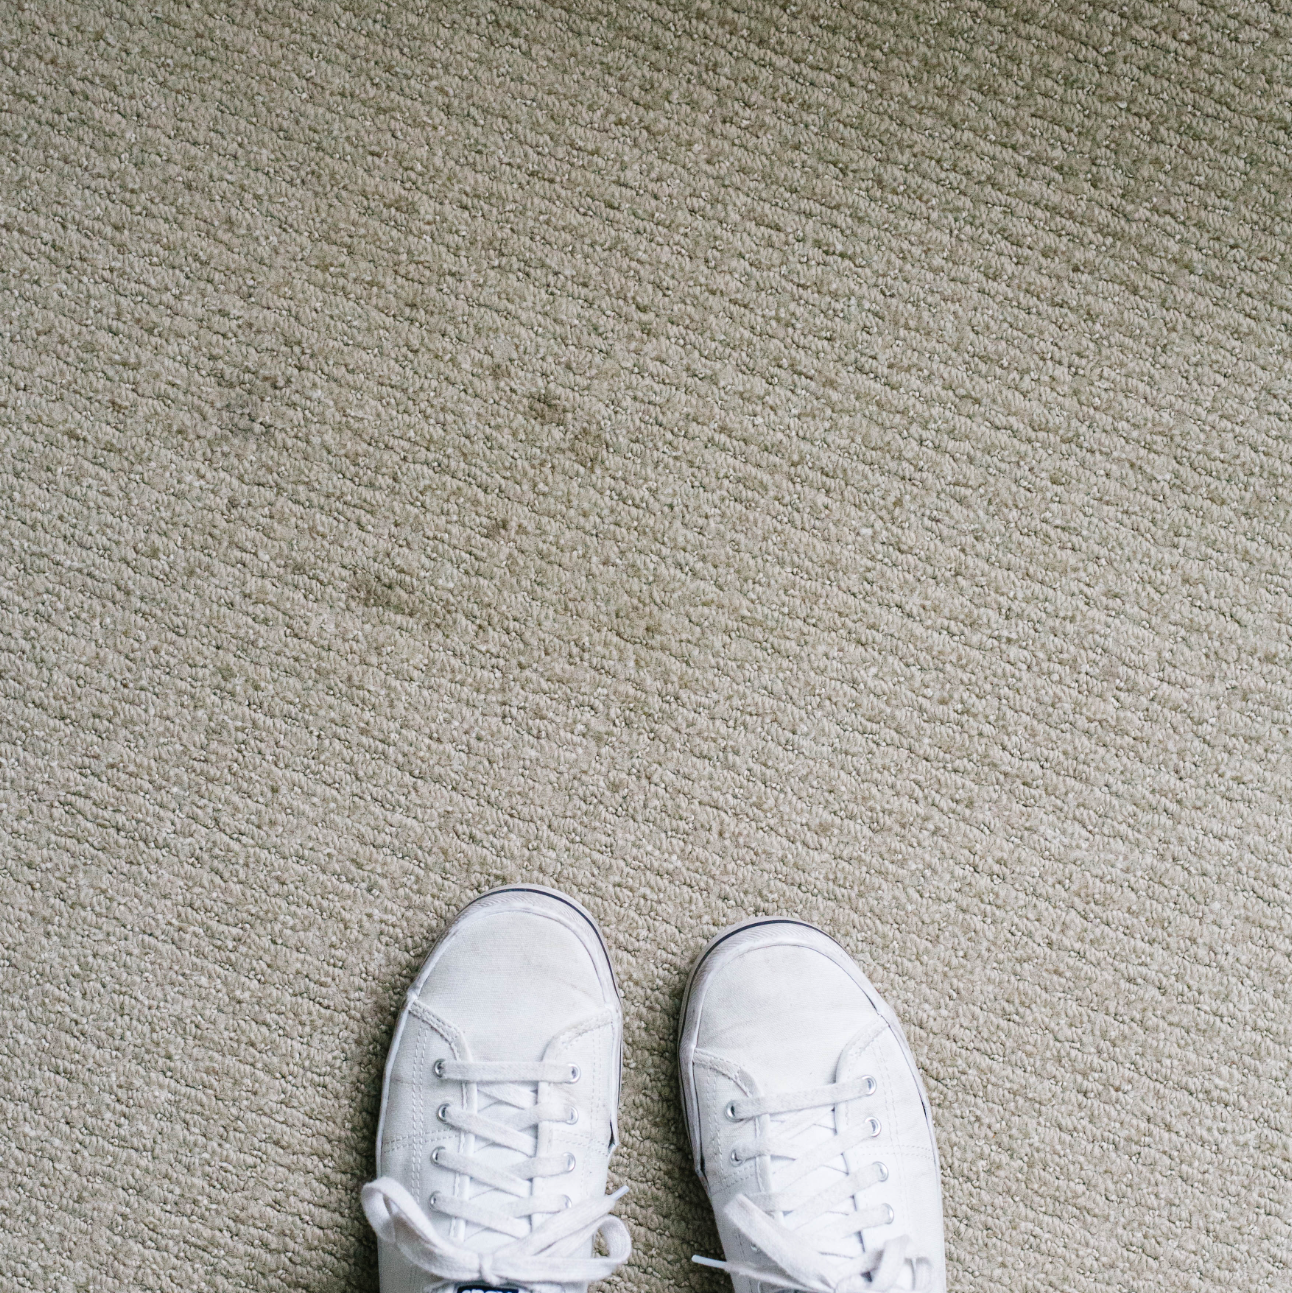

left=3, top=0, right=1291, bottom=1289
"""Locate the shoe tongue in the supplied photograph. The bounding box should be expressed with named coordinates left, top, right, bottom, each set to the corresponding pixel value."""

left=462, top=1088, right=541, bottom=1253
left=773, top=1021, right=893, bottom=1263
left=773, top=1106, right=865, bottom=1262
left=465, top=1029, right=582, bottom=1251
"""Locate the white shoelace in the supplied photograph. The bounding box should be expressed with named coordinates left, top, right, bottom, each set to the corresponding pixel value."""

left=363, top=1058, right=631, bottom=1291
left=693, top=1078, right=931, bottom=1293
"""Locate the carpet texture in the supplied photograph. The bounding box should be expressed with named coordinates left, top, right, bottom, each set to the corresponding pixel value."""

left=3, top=0, right=1291, bottom=1290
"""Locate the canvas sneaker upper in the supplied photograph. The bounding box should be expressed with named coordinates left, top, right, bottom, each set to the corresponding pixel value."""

left=678, top=919, right=946, bottom=1293
left=363, top=886, right=630, bottom=1293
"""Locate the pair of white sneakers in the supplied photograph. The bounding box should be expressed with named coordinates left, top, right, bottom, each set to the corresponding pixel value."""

left=362, top=886, right=946, bottom=1293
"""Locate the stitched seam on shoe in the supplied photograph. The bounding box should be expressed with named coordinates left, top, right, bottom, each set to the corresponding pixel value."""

left=692, top=1049, right=751, bottom=1084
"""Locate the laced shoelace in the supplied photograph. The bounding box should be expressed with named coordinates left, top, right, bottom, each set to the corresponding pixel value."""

left=363, top=1059, right=631, bottom=1291
left=693, top=1077, right=931, bottom=1293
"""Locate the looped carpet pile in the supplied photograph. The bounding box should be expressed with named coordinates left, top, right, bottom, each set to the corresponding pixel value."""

left=2, top=1, right=1290, bottom=1290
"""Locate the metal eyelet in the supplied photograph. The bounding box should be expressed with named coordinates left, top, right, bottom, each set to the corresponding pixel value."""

left=428, top=1191, right=441, bottom=1208
left=883, top=1204, right=895, bottom=1225
left=567, top=1107, right=579, bottom=1124
left=730, top=1148, right=741, bottom=1164
left=724, top=1101, right=739, bottom=1120
left=875, top=1161, right=889, bottom=1182
left=437, top=1103, right=451, bottom=1122
left=562, top=1195, right=572, bottom=1209
left=568, top=1065, right=581, bottom=1083
left=433, top=1058, right=446, bottom=1078
left=866, top=1117, right=882, bottom=1138
left=430, top=1146, right=442, bottom=1164
left=863, top=1076, right=877, bottom=1096
left=564, top=1152, right=577, bottom=1172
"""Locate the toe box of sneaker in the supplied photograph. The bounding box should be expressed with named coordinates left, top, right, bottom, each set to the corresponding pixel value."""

left=418, top=902, right=614, bottom=1060
left=693, top=927, right=881, bottom=1090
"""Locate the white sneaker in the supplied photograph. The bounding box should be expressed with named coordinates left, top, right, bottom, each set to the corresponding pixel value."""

left=678, top=919, right=946, bottom=1293
left=363, top=886, right=631, bottom=1293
